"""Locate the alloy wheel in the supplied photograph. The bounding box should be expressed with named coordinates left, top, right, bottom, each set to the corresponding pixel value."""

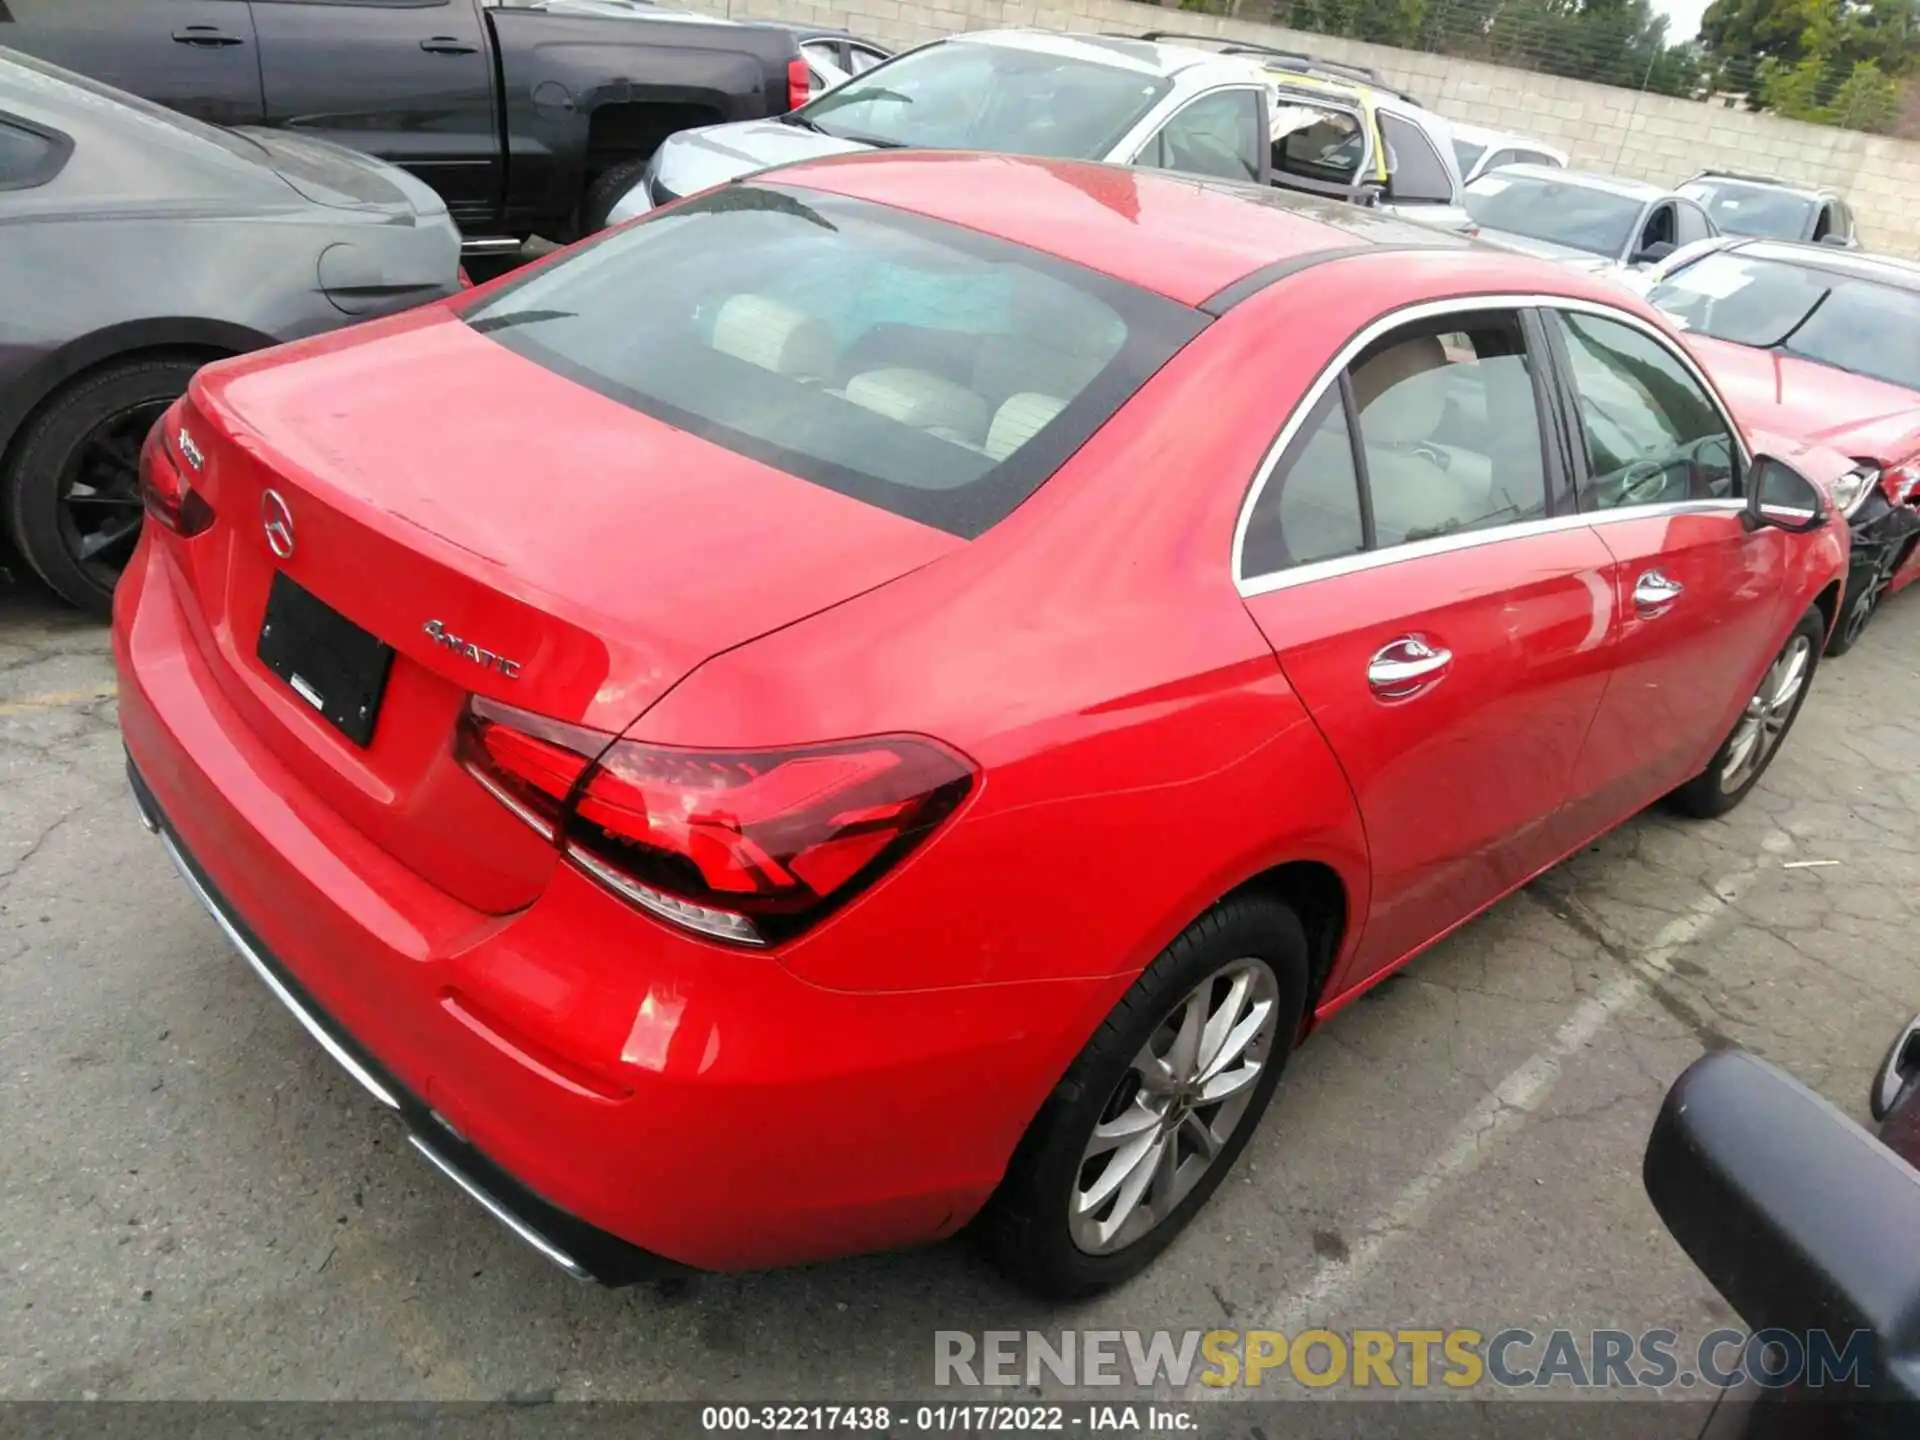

left=54, top=398, right=168, bottom=594
left=1841, top=576, right=1883, bottom=650
left=1069, top=958, right=1280, bottom=1255
left=1720, top=634, right=1813, bottom=793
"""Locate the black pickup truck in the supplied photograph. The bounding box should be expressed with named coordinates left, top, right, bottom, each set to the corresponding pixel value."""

left=0, top=0, right=804, bottom=249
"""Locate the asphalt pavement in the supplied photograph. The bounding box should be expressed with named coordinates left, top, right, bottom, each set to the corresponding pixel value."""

left=3, top=568, right=1917, bottom=1408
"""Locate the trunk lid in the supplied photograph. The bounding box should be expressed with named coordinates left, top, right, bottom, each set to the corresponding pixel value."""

left=653, top=119, right=873, bottom=200
left=173, top=305, right=962, bottom=913
left=235, top=126, right=448, bottom=218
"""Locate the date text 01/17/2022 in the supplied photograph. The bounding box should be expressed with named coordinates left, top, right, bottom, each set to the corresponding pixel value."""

left=698, top=1405, right=1196, bottom=1432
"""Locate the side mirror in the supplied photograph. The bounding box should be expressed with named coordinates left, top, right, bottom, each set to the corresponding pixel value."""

left=1632, top=239, right=1678, bottom=266
left=1744, top=454, right=1829, bottom=533
left=1819, top=232, right=1852, bottom=247
left=1872, top=1015, right=1920, bottom=1120
left=1354, top=179, right=1385, bottom=209
left=1644, top=1049, right=1920, bottom=1406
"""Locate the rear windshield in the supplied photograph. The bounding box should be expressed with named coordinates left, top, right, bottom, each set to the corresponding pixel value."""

left=1464, top=173, right=1641, bottom=258
left=464, top=185, right=1204, bottom=536
left=797, top=40, right=1172, bottom=158
left=2, top=47, right=269, bottom=163
left=1678, top=180, right=1815, bottom=241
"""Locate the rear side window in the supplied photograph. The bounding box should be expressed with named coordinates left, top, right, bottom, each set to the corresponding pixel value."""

left=466, top=186, right=1205, bottom=537
left=0, top=115, right=70, bottom=190
left=1241, top=386, right=1364, bottom=576
left=1241, top=310, right=1550, bottom=579
left=1272, top=98, right=1365, bottom=184
left=1139, top=88, right=1263, bottom=183
left=1674, top=201, right=1713, bottom=246
left=1380, top=114, right=1454, bottom=203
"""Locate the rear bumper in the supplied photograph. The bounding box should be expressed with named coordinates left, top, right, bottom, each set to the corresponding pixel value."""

left=127, top=757, right=673, bottom=1286
left=113, top=535, right=1105, bottom=1275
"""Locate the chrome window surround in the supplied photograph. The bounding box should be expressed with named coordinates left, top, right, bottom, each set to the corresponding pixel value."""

left=1232, top=292, right=1753, bottom=599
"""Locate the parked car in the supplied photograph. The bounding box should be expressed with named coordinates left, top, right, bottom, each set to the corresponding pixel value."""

left=0, top=0, right=805, bottom=247
left=1679, top=170, right=1861, bottom=249
left=1645, top=1019, right=1920, bottom=1436
left=1138, top=33, right=1475, bottom=231
left=1465, top=165, right=1718, bottom=276
left=1644, top=238, right=1920, bottom=652
left=603, top=30, right=1280, bottom=225
left=0, top=47, right=460, bottom=615
left=1446, top=120, right=1567, bottom=185
left=117, top=152, right=1849, bottom=1299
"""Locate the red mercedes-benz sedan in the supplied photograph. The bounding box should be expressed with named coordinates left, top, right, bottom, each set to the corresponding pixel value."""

left=116, top=153, right=1850, bottom=1298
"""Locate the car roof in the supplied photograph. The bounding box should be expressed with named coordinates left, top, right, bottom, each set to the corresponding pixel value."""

left=1449, top=120, right=1563, bottom=151
left=765, top=151, right=1499, bottom=309
left=0, top=49, right=279, bottom=188
left=1720, top=238, right=1920, bottom=290
left=948, top=28, right=1264, bottom=80
left=1477, top=162, right=1666, bottom=201
left=1687, top=171, right=1835, bottom=200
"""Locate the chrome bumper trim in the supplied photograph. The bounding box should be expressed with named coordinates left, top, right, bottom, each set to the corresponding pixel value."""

left=131, top=774, right=402, bottom=1111
left=408, top=1135, right=591, bottom=1280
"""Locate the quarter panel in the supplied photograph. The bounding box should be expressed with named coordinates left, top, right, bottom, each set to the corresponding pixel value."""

left=0, top=217, right=351, bottom=458
left=627, top=312, right=1372, bottom=995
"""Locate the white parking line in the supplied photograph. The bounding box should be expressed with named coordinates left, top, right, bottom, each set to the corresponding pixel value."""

left=1188, top=828, right=1792, bottom=1398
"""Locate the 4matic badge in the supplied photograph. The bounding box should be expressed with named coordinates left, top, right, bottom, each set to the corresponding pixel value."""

left=423, top=619, right=523, bottom=679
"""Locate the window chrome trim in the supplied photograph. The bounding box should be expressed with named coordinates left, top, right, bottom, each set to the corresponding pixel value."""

left=1238, top=500, right=1743, bottom=598
left=1231, top=291, right=1753, bottom=596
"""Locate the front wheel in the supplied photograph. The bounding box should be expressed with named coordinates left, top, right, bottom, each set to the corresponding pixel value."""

left=1669, top=607, right=1824, bottom=819
left=1824, top=573, right=1882, bottom=657
left=977, top=896, right=1309, bottom=1298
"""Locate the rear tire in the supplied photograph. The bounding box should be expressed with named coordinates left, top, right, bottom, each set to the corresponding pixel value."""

left=3, top=356, right=204, bottom=617
left=583, top=158, right=651, bottom=233
left=976, top=896, right=1309, bottom=1299
left=1669, top=607, right=1824, bottom=819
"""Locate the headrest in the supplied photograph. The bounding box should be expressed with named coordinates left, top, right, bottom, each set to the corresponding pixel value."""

left=841, top=368, right=991, bottom=445
left=710, top=294, right=836, bottom=381
left=1352, top=336, right=1450, bottom=446
left=985, top=393, right=1068, bottom=462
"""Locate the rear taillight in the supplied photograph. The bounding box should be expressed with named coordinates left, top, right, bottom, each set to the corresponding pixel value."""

left=139, top=417, right=214, bottom=537
left=787, top=57, right=811, bottom=112
left=458, top=697, right=974, bottom=946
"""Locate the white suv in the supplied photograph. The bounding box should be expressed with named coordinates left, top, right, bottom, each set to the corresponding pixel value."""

left=604, top=31, right=1282, bottom=226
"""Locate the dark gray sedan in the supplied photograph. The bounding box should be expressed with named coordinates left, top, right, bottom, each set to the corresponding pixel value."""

left=0, top=47, right=461, bottom=613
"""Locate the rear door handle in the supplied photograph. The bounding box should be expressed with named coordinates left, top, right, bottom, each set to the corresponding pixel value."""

left=420, top=36, right=480, bottom=54
left=1634, top=569, right=1685, bottom=613
left=172, top=26, right=245, bottom=46
left=1367, top=635, right=1452, bottom=699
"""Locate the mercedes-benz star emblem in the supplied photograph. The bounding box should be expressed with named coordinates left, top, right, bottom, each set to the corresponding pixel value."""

left=261, top=489, right=295, bottom=560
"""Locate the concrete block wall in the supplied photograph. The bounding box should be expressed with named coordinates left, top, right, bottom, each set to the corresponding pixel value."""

left=680, top=0, right=1920, bottom=254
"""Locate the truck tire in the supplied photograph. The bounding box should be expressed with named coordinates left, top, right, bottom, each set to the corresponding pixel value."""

left=584, top=159, right=651, bottom=233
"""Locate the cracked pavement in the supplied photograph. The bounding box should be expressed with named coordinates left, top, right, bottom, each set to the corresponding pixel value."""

left=2, top=572, right=1917, bottom=1404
